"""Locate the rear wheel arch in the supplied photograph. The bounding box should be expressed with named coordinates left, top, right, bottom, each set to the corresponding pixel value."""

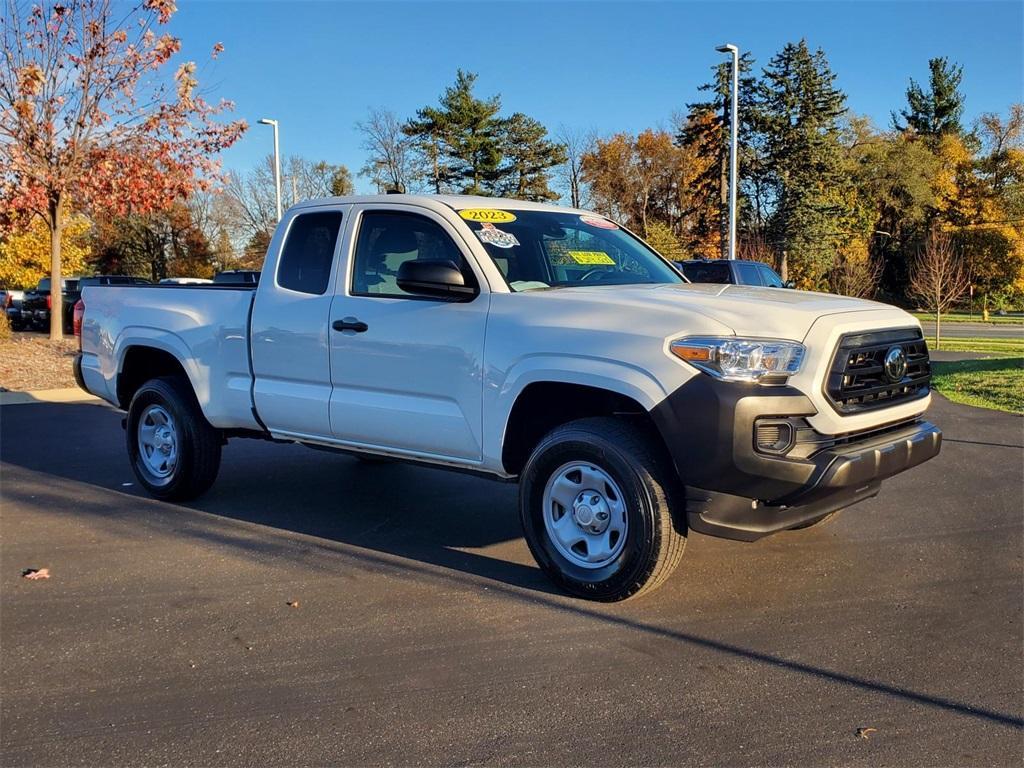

left=117, top=345, right=194, bottom=409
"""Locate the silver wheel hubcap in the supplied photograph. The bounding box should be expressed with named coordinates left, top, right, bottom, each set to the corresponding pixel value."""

left=542, top=461, right=628, bottom=569
left=138, top=404, right=178, bottom=481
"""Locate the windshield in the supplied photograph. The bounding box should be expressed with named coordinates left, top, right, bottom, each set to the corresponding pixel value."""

left=460, top=210, right=684, bottom=291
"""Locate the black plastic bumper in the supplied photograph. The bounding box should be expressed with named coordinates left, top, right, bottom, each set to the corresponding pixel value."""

left=650, top=376, right=942, bottom=541
left=72, top=352, right=87, bottom=393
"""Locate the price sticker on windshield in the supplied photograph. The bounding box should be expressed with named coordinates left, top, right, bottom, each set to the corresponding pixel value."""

left=459, top=209, right=517, bottom=223
left=568, top=251, right=615, bottom=265
left=579, top=215, right=619, bottom=230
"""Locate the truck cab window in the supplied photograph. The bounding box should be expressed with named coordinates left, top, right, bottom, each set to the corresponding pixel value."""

left=277, top=211, right=343, bottom=295
left=758, top=264, right=784, bottom=288
left=352, top=211, right=476, bottom=298
left=735, top=262, right=764, bottom=286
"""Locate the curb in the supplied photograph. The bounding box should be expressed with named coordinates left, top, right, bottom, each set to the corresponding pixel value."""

left=0, top=388, right=102, bottom=406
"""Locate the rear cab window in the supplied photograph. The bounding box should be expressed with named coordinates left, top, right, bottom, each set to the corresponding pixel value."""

left=277, top=211, right=344, bottom=295
left=680, top=262, right=732, bottom=284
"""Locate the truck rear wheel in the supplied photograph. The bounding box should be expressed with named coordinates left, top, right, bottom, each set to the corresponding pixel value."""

left=126, top=377, right=222, bottom=501
left=519, top=417, right=686, bottom=601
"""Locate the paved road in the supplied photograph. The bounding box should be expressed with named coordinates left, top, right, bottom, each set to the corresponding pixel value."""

left=919, top=321, right=1023, bottom=340
left=1, top=396, right=1021, bottom=766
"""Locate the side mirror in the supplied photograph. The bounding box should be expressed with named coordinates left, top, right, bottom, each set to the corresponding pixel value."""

left=396, top=260, right=476, bottom=301
left=783, top=280, right=796, bottom=289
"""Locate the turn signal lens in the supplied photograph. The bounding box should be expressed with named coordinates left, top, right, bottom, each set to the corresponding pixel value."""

left=673, top=346, right=712, bottom=362
left=670, top=337, right=805, bottom=384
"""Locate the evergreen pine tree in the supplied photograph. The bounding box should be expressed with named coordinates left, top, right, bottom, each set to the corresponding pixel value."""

left=437, top=70, right=504, bottom=195
left=894, top=57, right=966, bottom=140
left=498, top=113, right=568, bottom=201
left=757, top=40, right=849, bottom=287
left=678, top=52, right=762, bottom=256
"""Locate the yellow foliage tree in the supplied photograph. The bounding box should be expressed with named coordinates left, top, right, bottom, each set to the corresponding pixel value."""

left=643, top=220, right=686, bottom=262
left=932, top=124, right=1024, bottom=316
left=0, top=215, right=91, bottom=289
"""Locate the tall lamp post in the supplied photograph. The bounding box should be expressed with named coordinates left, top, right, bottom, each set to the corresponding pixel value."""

left=258, top=118, right=282, bottom=222
left=715, top=44, right=739, bottom=260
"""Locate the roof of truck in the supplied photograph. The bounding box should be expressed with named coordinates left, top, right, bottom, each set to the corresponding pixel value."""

left=290, top=194, right=591, bottom=216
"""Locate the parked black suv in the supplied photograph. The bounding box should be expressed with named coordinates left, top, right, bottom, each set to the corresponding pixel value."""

left=676, top=259, right=791, bottom=288
left=22, top=275, right=150, bottom=333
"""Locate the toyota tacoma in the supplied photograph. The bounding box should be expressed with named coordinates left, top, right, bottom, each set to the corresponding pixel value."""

left=75, top=195, right=941, bottom=601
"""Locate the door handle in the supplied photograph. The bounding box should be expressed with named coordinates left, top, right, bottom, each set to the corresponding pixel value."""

left=332, top=318, right=368, bottom=333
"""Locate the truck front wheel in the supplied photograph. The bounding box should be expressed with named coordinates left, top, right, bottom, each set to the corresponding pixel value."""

left=126, top=377, right=222, bottom=501
left=519, top=418, right=686, bottom=601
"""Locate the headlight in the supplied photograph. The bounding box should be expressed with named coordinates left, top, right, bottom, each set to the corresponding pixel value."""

left=670, top=337, right=805, bottom=383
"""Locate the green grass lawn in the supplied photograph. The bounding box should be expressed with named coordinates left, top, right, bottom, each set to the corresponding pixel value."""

left=926, top=336, right=1024, bottom=355
left=931, top=358, right=1024, bottom=414
left=912, top=311, right=1023, bottom=325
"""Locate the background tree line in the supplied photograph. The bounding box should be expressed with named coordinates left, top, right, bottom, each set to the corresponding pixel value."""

left=357, top=70, right=567, bottom=200
left=578, top=43, right=1023, bottom=313
left=3, top=14, right=1021, bottom=322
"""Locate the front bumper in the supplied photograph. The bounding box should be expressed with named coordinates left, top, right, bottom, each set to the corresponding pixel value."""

left=650, top=376, right=941, bottom=541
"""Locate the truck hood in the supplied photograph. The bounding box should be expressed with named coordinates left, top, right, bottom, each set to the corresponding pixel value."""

left=527, top=283, right=907, bottom=341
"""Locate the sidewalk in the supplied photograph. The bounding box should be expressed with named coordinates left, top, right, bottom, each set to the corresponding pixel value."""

left=0, top=388, right=101, bottom=406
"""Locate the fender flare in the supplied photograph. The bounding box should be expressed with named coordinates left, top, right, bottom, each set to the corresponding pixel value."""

left=113, top=327, right=206, bottom=407
left=487, top=354, right=673, bottom=468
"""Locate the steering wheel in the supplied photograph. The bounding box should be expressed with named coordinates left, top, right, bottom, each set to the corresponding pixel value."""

left=579, top=268, right=613, bottom=283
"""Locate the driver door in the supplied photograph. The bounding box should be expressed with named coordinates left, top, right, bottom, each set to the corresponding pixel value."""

left=327, top=205, right=489, bottom=462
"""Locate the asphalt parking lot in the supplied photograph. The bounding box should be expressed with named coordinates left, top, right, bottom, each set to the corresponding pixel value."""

left=1, top=394, right=1021, bottom=766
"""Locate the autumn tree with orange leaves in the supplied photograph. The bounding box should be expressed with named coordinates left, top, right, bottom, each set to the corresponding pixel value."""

left=0, top=0, right=246, bottom=339
left=581, top=129, right=700, bottom=243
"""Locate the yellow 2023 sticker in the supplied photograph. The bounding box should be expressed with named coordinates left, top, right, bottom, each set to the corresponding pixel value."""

left=459, top=208, right=517, bottom=223
left=568, top=250, right=615, bottom=265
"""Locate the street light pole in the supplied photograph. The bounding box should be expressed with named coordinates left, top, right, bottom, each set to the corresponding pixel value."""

left=715, top=44, right=739, bottom=260
left=258, top=118, right=282, bottom=222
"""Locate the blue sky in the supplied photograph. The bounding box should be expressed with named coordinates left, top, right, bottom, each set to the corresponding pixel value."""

left=168, top=0, right=1024, bottom=193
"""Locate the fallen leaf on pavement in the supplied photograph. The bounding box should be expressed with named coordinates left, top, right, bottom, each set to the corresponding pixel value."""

left=286, top=600, right=299, bottom=608
left=856, top=727, right=878, bottom=740
left=22, top=568, right=50, bottom=580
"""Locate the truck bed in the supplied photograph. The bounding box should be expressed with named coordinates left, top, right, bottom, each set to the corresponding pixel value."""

left=79, top=284, right=261, bottom=430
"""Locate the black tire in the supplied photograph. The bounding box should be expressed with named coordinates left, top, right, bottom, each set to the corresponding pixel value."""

left=126, top=376, right=222, bottom=501
left=789, top=512, right=838, bottom=530
left=519, top=417, right=686, bottom=602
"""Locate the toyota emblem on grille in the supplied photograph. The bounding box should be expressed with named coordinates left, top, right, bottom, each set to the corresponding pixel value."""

left=884, top=346, right=908, bottom=382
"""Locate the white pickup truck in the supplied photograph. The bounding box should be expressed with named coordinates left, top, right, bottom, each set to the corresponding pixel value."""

left=76, top=194, right=941, bottom=601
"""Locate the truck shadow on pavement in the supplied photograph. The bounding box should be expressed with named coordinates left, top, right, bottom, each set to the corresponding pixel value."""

left=2, top=401, right=1023, bottom=733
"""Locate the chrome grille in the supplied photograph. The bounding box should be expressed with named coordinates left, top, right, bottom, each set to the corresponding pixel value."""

left=825, top=328, right=931, bottom=414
